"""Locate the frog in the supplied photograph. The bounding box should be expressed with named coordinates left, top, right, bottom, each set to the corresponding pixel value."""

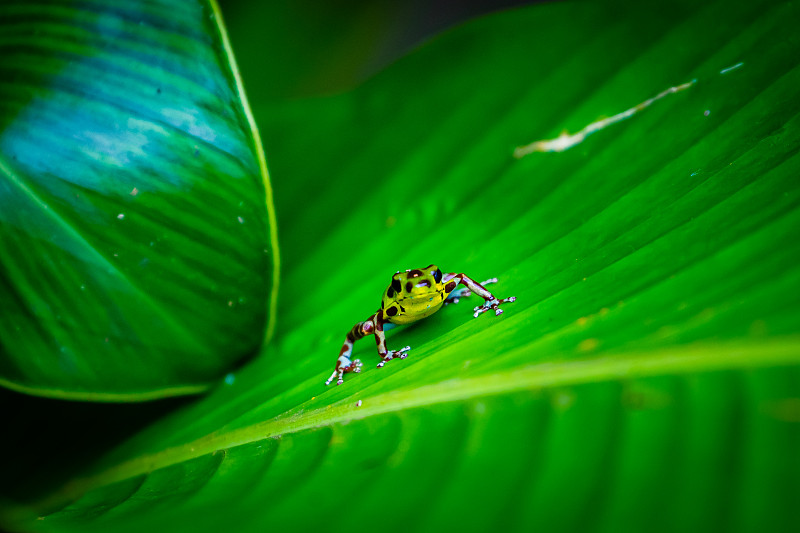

left=325, top=264, right=516, bottom=385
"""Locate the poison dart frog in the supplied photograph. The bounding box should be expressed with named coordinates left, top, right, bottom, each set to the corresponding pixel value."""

left=325, top=265, right=516, bottom=385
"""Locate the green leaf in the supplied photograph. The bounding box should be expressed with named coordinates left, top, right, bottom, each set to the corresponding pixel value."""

left=0, top=0, right=279, bottom=400
left=4, top=0, right=800, bottom=531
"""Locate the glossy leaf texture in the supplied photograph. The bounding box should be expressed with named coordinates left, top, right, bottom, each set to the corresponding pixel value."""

left=0, top=0, right=279, bottom=400
left=3, top=0, right=800, bottom=531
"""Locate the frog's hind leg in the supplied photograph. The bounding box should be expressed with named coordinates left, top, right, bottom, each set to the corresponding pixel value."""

left=325, top=316, right=376, bottom=385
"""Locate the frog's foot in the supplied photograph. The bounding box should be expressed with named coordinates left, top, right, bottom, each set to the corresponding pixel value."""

left=325, top=358, right=363, bottom=386
left=473, top=296, right=516, bottom=318
left=376, top=346, right=411, bottom=368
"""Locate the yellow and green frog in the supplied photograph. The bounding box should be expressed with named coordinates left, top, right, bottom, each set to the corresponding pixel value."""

left=326, top=265, right=516, bottom=385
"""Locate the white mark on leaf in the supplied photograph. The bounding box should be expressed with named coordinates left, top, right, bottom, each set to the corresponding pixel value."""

left=514, top=79, right=696, bottom=157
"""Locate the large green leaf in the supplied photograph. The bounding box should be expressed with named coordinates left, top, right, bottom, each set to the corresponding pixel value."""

left=0, top=0, right=279, bottom=400
left=3, top=0, right=800, bottom=531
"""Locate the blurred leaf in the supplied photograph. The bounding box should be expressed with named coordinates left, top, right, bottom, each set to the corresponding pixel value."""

left=4, top=0, right=800, bottom=531
left=0, top=0, right=279, bottom=400
left=220, top=0, right=537, bottom=99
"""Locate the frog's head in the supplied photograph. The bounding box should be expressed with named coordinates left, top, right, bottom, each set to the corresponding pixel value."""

left=381, top=265, right=445, bottom=323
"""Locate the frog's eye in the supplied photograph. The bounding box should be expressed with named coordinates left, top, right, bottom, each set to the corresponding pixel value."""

left=391, top=278, right=402, bottom=293
left=432, top=268, right=442, bottom=283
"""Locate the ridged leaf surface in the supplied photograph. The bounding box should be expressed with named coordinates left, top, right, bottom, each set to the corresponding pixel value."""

left=0, top=0, right=279, bottom=400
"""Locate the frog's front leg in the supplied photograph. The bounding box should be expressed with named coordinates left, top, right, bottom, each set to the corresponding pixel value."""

left=325, top=316, right=376, bottom=385
left=444, top=277, right=498, bottom=305
left=374, top=314, right=411, bottom=369
left=446, top=274, right=516, bottom=317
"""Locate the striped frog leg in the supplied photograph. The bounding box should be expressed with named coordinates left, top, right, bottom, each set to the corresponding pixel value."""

left=444, top=276, right=498, bottom=305
left=325, top=316, right=372, bottom=386
left=443, top=273, right=516, bottom=317
left=325, top=312, right=410, bottom=386
left=374, top=315, right=411, bottom=369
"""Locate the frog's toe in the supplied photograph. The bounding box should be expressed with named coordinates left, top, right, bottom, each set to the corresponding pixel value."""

left=473, top=296, right=516, bottom=318
left=325, top=372, right=335, bottom=386
left=472, top=300, right=495, bottom=317
left=325, top=369, right=342, bottom=386
left=325, top=357, right=364, bottom=385
left=376, top=346, right=412, bottom=368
